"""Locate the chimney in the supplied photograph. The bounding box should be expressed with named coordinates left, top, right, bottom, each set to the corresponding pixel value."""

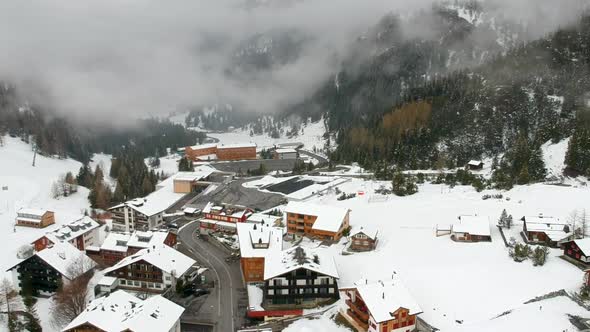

left=382, top=292, right=385, bottom=299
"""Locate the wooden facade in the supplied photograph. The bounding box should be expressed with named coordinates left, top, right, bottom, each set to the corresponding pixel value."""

left=87, top=232, right=177, bottom=267
left=563, top=241, right=590, bottom=264
left=286, top=211, right=350, bottom=241
left=13, top=255, right=63, bottom=295
left=217, top=145, right=257, bottom=160
left=342, top=289, right=418, bottom=332
left=450, top=233, right=491, bottom=242
left=16, top=210, right=55, bottom=228
left=105, top=259, right=169, bottom=293
left=350, top=232, right=378, bottom=252
left=263, top=268, right=339, bottom=308
left=241, top=257, right=265, bottom=282
left=185, top=144, right=217, bottom=160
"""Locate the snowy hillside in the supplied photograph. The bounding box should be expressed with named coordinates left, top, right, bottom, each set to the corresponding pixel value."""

left=0, top=136, right=91, bottom=275
left=209, top=118, right=331, bottom=152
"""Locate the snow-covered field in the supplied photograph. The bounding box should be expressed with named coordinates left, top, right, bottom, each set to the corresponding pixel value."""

left=208, top=118, right=330, bottom=152
left=0, top=136, right=96, bottom=331
left=274, top=177, right=590, bottom=331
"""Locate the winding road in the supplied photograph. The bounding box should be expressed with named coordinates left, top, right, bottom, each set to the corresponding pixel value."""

left=178, top=221, right=246, bottom=332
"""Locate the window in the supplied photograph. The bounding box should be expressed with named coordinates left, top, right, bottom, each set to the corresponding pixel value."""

left=120, top=280, right=126, bottom=285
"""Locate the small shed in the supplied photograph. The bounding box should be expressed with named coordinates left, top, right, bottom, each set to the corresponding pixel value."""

left=466, top=160, right=484, bottom=170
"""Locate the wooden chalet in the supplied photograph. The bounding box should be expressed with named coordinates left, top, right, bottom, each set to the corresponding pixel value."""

left=349, top=225, right=379, bottom=251
left=340, top=278, right=423, bottom=332
left=263, top=246, right=339, bottom=309
left=522, top=215, right=573, bottom=247
left=451, top=215, right=491, bottom=242
left=563, top=238, right=590, bottom=264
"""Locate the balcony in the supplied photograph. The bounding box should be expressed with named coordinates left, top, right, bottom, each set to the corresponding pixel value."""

left=346, top=299, right=369, bottom=322
left=346, top=308, right=369, bottom=331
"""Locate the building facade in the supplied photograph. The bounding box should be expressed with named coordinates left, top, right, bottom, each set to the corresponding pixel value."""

left=15, top=208, right=55, bottom=228
left=273, top=148, right=298, bottom=160
left=340, top=279, right=422, bottom=332
left=285, top=202, right=350, bottom=241
left=522, top=215, right=573, bottom=247
left=563, top=239, right=590, bottom=264
left=32, top=216, right=100, bottom=252
left=217, top=144, right=257, bottom=160
left=350, top=227, right=378, bottom=252
left=263, top=246, right=339, bottom=309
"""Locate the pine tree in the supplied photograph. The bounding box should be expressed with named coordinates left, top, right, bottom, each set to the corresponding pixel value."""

left=498, top=209, right=508, bottom=227
left=141, top=176, right=153, bottom=196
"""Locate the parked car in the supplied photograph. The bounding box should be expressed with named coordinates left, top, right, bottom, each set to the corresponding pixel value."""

left=168, top=223, right=179, bottom=229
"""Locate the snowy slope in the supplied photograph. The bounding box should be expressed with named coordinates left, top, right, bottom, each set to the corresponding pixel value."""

left=208, top=118, right=330, bottom=152
left=281, top=179, right=590, bottom=331
left=0, top=136, right=91, bottom=274
left=542, top=138, right=569, bottom=179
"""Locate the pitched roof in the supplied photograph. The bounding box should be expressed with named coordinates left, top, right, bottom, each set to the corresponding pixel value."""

left=43, top=216, right=100, bottom=243
left=35, top=242, right=96, bottom=280
left=523, top=215, right=572, bottom=241
left=264, top=246, right=339, bottom=280
left=63, top=290, right=184, bottom=332
left=467, top=160, right=483, bottom=166
left=352, top=278, right=422, bottom=323
left=236, top=223, right=283, bottom=258
left=452, top=215, right=491, bottom=236
left=573, top=238, right=590, bottom=255
left=99, top=230, right=172, bottom=253
left=103, top=244, right=195, bottom=277
left=350, top=225, right=378, bottom=240
left=17, top=208, right=50, bottom=217
left=284, top=202, right=349, bottom=233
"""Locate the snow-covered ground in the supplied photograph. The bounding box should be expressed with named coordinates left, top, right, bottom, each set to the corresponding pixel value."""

left=276, top=178, right=590, bottom=331
left=0, top=136, right=94, bottom=331
left=145, top=153, right=182, bottom=177
left=89, top=153, right=115, bottom=189
left=208, top=118, right=330, bottom=152
left=542, top=138, right=570, bottom=179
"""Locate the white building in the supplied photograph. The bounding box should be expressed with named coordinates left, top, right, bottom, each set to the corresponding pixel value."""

left=33, top=216, right=100, bottom=251
left=236, top=222, right=284, bottom=282
left=451, top=215, right=492, bottom=242
left=62, top=290, right=184, bottom=332
left=101, top=244, right=196, bottom=293
left=273, top=148, right=298, bottom=160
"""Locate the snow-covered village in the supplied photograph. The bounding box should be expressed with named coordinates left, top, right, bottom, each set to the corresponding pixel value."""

left=2, top=1, right=590, bottom=332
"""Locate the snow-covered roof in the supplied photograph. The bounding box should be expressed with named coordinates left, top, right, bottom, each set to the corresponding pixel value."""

left=352, top=278, right=422, bottom=323
left=100, top=230, right=172, bottom=253
left=43, top=216, right=99, bottom=243
left=350, top=225, right=379, bottom=240
left=467, top=160, right=483, bottom=166
left=184, top=207, right=201, bottom=214
left=110, top=168, right=217, bottom=217
left=452, top=216, right=491, bottom=236
left=17, top=208, right=50, bottom=217
left=202, top=202, right=252, bottom=219
left=275, top=148, right=297, bottom=154
left=34, top=241, right=96, bottom=280
left=264, top=246, right=339, bottom=280
left=284, top=202, right=349, bottom=233
left=217, top=142, right=257, bottom=149
left=97, top=275, right=118, bottom=287
left=103, top=244, right=195, bottom=277
left=573, top=238, right=590, bottom=255
left=173, top=169, right=215, bottom=182
left=236, top=223, right=283, bottom=258
left=63, top=290, right=184, bottom=332
left=189, top=142, right=217, bottom=150
left=523, top=215, right=572, bottom=241
left=247, top=213, right=284, bottom=227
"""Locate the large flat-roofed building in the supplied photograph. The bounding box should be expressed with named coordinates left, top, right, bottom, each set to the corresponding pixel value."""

left=284, top=202, right=350, bottom=241
left=184, top=142, right=257, bottom=161
left=16, top=208, right=55, bottom=228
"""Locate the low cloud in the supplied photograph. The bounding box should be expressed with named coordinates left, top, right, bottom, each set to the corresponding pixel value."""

left=0, top=0, right=584, bottom=120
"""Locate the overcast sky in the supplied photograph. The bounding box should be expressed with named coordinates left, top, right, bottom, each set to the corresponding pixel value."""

left=0, top=0, right=584, bottom=120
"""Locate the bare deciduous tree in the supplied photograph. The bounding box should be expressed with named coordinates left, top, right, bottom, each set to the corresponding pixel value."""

left=0, top=278, right=21, bottom=331
left=50, top=256, right=95, bottom=329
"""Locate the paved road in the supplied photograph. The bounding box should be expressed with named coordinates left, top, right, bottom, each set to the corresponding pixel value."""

left=209, top=159, right=297, bottom=173
left=178, top=221, right=247, bottom=332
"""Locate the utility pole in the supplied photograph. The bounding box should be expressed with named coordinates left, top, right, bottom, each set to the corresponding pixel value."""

left=32, top=142, right=37, bottom=167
